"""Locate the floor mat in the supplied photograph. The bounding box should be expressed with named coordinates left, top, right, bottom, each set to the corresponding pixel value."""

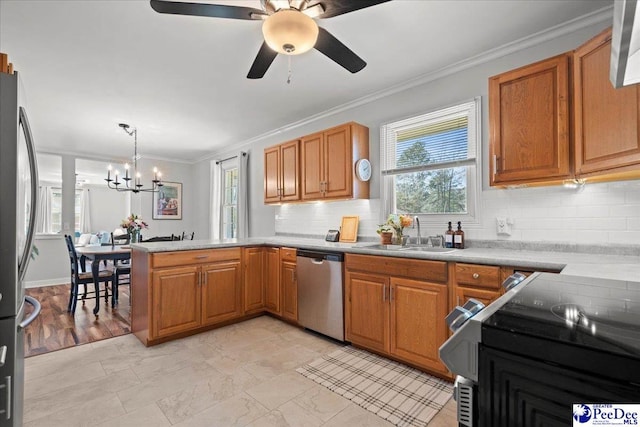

left=297, top=346, right=453, bottom=427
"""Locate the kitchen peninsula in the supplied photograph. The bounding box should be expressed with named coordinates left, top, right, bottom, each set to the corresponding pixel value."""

left=129, top=238, right=640, bottom=378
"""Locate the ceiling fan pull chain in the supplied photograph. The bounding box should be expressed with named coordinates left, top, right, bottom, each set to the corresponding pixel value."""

left=287, top=55, right=292, bottom=84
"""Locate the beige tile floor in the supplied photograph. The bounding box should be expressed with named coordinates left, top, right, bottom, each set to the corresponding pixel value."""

left=24, top=315, right=457, bottom=426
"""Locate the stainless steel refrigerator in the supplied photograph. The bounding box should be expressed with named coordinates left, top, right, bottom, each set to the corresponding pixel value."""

left=0, top=70, right=42, bottom=426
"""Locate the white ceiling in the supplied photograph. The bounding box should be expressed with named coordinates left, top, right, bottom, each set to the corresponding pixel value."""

left=1, top=0, right=612, bottom=164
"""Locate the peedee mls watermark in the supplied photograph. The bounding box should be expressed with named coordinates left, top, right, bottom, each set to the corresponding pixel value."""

left=573, top=404, right=640, bottom=426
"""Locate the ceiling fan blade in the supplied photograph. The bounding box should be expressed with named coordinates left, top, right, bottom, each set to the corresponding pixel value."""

left=150, top=0, right=267, bottom=20
left=247, top=42, right=278, bottom=79
left=313, top=0, right=391, bottom=19
left=314, top=27, right=366, bottom=73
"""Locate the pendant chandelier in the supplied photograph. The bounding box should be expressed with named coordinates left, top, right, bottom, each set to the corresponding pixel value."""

left=105, top=123, right=163, bottom=193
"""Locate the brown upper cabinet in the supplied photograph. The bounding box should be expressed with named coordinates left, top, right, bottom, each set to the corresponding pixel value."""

left=301, top=122, right=369, bottom=200
left=489, top=28, right=640, bottom=187
left=264, top=122, right=370, bottom=204
left=573, top=28, right=640, bottom=178
left=264, top=139, right=300, bottom=203
left=489, top=54, right=571, bottom=186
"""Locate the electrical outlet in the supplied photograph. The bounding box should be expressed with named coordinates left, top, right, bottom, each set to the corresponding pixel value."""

left=496, top=217, right=512, bottom=236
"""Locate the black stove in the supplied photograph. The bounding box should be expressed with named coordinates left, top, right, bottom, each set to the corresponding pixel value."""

left=440, top=272, right=640, bottom=427
left=482, top=273, right=640, bottom=384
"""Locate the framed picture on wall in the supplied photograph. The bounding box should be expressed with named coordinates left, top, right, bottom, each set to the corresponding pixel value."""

left=152, top=181, right=182, bottom=220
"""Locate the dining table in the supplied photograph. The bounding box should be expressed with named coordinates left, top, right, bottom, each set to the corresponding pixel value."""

left=75, top=245, right=131, bottom=315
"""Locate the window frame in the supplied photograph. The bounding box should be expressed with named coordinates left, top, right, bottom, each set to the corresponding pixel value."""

left=38, top=186, right=82, bottom=235
left=379, top=97, right=482, bottom=228
left=220, top=160, right=239, bottom=240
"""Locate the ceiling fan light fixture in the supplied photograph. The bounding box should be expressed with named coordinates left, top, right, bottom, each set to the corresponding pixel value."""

left=262, top=9, right=318, bottom=55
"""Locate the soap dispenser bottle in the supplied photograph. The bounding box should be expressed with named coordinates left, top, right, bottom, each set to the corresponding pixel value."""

left=454, top=221, right=465, bottom=249
left=444, top=222, right=454, bottom=248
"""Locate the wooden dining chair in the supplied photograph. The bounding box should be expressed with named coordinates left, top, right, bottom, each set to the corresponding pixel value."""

left=64, top=235, right=114, bottom=315
left=111, top=263, right=131, bottom=308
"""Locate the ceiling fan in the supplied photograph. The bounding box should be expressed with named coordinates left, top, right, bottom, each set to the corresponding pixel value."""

left=149, top=0, right=391, bottom=79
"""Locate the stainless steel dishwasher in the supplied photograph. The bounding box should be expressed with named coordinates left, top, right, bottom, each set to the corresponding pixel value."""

left=296, top=249, right=345, bottom=341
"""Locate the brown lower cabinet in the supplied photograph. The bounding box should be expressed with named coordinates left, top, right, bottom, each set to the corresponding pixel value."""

left=262, top=246, right=297, bottom=322
left=280, top=248, right=298, bottom=322
left=133, top=247, right=243, bottom=345
left=451, top=262, right=502, bottom=307
left=243, top=247, right=266, bottom=314
left=345, top=254, right=449, bottom=376
left=132, top=245, right=301, bottom=347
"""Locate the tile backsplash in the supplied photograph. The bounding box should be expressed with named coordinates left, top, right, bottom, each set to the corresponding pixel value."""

left=275, top=180, right=640, bottom=246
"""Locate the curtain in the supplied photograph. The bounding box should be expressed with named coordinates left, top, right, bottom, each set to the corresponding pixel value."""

left=237, top=151, right=249, bottom=239
left=79, top=188, right=92, bottom=233
left=35, top=186, right=51, bottom=233
left=210, top=160, right=222, bottom=240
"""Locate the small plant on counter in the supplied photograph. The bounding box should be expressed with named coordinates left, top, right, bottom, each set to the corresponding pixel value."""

left=385, top=214, right=413, bottom=244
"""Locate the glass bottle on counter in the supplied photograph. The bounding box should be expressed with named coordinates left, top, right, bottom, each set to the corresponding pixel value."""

left=445, top=222, right=454, bottom=248
left=454, top=221, right=465, bottom=249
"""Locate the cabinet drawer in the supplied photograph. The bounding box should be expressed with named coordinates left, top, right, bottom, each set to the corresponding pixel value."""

left=455, top=263, right=501, bottom=289
left=280, top=247, right=297, bottom=262
left=152, top=248, right=241, bottom=268
left=346, top=254, right=447, bottom=283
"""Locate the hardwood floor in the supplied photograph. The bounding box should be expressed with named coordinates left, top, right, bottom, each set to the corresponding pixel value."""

left=24, top=283, right=131, bottom=357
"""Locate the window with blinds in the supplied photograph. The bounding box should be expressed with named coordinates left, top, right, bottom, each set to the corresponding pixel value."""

left=380, top=98, right=480, bottom=218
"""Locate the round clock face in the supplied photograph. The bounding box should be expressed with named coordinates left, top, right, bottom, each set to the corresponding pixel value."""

left=356, top=159, right=372, bottom=181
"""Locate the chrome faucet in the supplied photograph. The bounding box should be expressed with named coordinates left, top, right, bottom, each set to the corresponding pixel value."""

left=413, top=216, right=421, bottom=245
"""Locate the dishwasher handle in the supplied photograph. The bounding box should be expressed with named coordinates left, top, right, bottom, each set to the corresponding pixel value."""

left=297, top=249, right=344, bottom=262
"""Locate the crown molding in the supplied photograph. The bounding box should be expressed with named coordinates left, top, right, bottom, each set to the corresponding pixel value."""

left=199, top=5, right=613, bottom=163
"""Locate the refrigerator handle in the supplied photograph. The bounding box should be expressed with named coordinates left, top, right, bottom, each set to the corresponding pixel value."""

left=0, top=376, right=10, bottom=420
left=18, top=296, right=41, bottom=331
left=0, top=346, right=5, bottom=367
left=17, top=107, right=39, bottom=282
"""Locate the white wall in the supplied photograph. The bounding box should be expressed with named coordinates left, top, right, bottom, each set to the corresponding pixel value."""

left=197, top=19, right=640, bottom=248
left=85, top=185, right=128, bottom=233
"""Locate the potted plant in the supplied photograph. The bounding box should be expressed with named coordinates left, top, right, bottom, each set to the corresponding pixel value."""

left=385, top=213, right=413, bottom=245
left=121, top=213, right=149, bottom=243
left=376, top=224, right=394, bottom=245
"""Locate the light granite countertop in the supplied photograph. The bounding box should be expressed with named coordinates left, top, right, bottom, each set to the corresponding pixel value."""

left=130, top=236, right=640, bottom=281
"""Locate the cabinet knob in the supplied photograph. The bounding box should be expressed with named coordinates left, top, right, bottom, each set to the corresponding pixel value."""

left=473, top=273, right=480, bottom=279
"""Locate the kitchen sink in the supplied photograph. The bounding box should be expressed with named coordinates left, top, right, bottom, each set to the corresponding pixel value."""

left=358, top=244, right=456, bottom=253
left=404, top=246, right=456, bottom=253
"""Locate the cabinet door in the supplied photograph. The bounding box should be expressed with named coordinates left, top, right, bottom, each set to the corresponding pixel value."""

left=323, top=124, right=352, bottom=199
left=264, top=145, right=281, bottom=203
left=574, top=29, right=640, bottom=176
left=489, top=54, right=571, bottom=186
left=281, top=260, right=297, bottom=322
left=243, top=248, right=265, bottom=314
left=390, top=277, right=448, bottom=374
left=201, top=261, right=242, bottom=326
left=151, top=266, right=201, bottom=338
left=345, top=271, right=389, bottom=353
left=264, top=247, right=281, bottom=315
left=301, top=132, right=324, bottom=200
left=454, top=285, right=501, bottom=307
left=280, top=140, right=300, bottom=201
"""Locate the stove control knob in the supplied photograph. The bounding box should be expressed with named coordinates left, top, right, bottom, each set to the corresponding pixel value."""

left=446, top=306, right=473, bottom=332
left=462, top=298, right=485, bottom=315
left=502, top=272, right=527, bottom=290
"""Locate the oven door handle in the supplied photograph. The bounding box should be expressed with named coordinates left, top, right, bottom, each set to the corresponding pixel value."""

left=18, top=296, right=41, bottom=331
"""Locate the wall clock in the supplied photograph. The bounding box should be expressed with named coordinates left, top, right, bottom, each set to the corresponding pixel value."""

left=355, top=159, right=372, bottom=182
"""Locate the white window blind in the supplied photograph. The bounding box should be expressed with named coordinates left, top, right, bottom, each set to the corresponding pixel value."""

left=381, top=100, right=478, bottom=176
